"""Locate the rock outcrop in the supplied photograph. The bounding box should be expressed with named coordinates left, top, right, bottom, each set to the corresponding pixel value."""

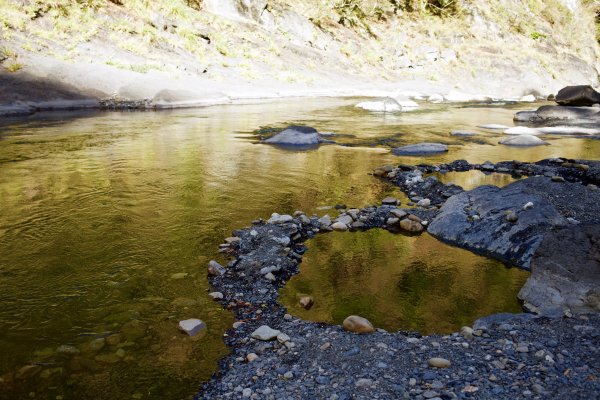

left=518, top=225, right=600, bottom=315
left=555, top=85, right=600, bottom=106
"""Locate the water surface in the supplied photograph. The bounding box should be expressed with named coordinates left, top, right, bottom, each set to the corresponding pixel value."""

left=1, top=98, right=599, bottom=399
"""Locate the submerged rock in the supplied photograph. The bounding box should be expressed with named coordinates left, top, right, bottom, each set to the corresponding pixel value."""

left=356, top=97, right=418, bottom=112
left=478, top=124, right=510, bottom=130
left=499, top=135, right=548, bottom=146
left=518, top=225, right=600, bottom=315
left=504, top=126, right=542, bottom=135
left=392, top=143, right=448, bottom=156
left=450, top=130, right=478, bottom=136
left=264, top=125, right=332, bottom=147
left=179, top=319, right=207, bottom=337
left=555, top=85, right=600, bottom=106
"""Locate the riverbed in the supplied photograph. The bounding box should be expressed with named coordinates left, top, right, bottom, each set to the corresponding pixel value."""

left=1, top=98, right=599, bottom=399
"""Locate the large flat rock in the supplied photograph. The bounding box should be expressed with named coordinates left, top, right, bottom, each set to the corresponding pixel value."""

left=428, top=177, right=573, bottom=268
left=518, top=225, right=600, bottom=315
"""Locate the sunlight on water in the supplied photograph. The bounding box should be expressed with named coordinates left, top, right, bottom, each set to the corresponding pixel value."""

left=0, top=98, right=598, bottom=399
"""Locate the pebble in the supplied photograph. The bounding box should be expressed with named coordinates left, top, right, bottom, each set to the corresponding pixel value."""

left=246, top=353, right=259, bottom=362
left=506, top=211, right=518, bottom=223
left=427, top=358, right=451, bottom=368
left=390, top=209, right=408, bottom=218
left=242, top=388, right=252, bottom=397
left=342, top=315, right=375, bottom=334
left=417, top=198, right=431, bottom=207
left=299, top=296, right=314, bottom=309
left=382, top=197, right=399, bottom=205
left=460, top=326, right=474, bottom=340
left=209, top=292, right=224, bottom=300
left=523, top=202, right=534, bottom=210
left=331, top=222, right=349, bottom=231
left=400, top=219, right=424, bottom=233
left=551, top=176, right=565, bottom=182
left=264, top=272, right=276, bottom=281
left=207, top=260, right=226, bottom=276
left=355, top=378, right=373, bottom=388
left=251, top=326, right=281, bottom=341
left=277, top=333, right=290, bottom=343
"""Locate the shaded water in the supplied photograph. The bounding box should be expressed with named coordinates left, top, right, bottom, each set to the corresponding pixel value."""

left=1, top=98, right=599, bottom=399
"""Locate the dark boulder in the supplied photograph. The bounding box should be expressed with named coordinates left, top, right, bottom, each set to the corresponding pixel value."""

left=518, top=225, right=600, bottom=315
left=555, top=85, right=600, bottom=106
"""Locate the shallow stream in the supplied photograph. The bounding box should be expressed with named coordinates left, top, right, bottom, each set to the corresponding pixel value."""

left=1, top=98, right=599, bottom=399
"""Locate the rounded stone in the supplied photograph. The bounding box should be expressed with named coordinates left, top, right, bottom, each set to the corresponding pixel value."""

left=428, top=357, right=451, bottom=368
left=342, top=315, right=375, bottom=334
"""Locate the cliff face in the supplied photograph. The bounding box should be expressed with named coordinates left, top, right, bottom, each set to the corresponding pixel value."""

left=0, top=0, right=599, bottom=109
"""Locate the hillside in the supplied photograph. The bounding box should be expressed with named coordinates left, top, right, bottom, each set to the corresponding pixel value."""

left=0, top=0, right=599, bottom=114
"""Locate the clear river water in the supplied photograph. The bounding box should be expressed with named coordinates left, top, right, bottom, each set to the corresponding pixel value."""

left=1, top=98, right=599, bottom=399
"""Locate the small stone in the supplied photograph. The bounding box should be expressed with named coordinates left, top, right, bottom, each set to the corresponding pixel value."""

left=423, top=390, right=440, bottom=399
left=209, top=292, right=224, bottom=300
left=523, top=202, right=534, bottom=210
left=390, top=209, right=408, bottom=218
left=242, top=388, right=252, bottom=398
left=246, top=353, right=259, bottom=362
left=460, top=326, right=473, bottom=340
left=551, top=176, right=565, bottom=182
left=516, top=345, right=529, bottom=353
left=428, top=358, right=451, bottom=368
left=409, top=378, right=417, bottom=386
left=320, top=342, right=331, bottom=351
left=382, top=197, right=399, bottom=205
left=589, top=184, right=598, bottom=191
left=56, top=345, right=80, bottom=355
left=343, top=315, right=375, bottom=333
left=233, top=321, right=244, bottom=329
left=264, top=272, right=276, bottom=281
left=267, top=213, right=294, bottom=224
left=207, top=260, right=226, bottom=276
left=387, top=217, right=400, bottom=226
left=400, top=219, right=424, bottom=233
left=178, top=319, right=207, bottom=337
left=505, top=211, right=518, bottom=223
left=224, top=236, right=240, bottom=244
left=298, top=296, right=314, bottom=310
left=170, top=272, right=188, bottom=280
left=355, top=378, right=373, bottom=388
left=283, top=314, right=293, bottom=321
left=251, top=325, right=281, bottom=341
left=283, top=371, right=294, bottom=379
left=417, top=199, right=431, bottom=207
left=331, top=222, right=348, bottom=231
left=277, top=333, right=290, bottom=343
left=407, top=338, right=420, bottom=344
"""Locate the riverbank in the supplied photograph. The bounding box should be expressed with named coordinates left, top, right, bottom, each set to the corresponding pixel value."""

left=198, top=156, right=600, bottom=399
left=1, top=0, right=599, bottom=117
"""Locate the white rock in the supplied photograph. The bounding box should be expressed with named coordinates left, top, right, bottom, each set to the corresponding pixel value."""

left=450, top=130, right=478, bottom=136
left=499, top=135, right=548, bottom=146
left=356, top=98, right=401, bottom=112
left=178, top=319, right=207, bottom=337
left=246, top=353, right=259, bottom=362
left=417, top=199, right=431, bottom=207
left=523, top=202, right=534, bottom=210
left=504, top=126, right=542, bottom=135
left=207, top=260, right=226, bottom=276
left=537, top=126, right=600, bottom=135
left=251, top=325, right=281, bottom=341
left=267, top=213, right=294, bottom=224
left=428, top=94, right=444, bottom=103
left=264, top=272, right=276, bottom=281
left=478, top=124, right=510, bottom=130
left=318, top=215, right=332, bottom=228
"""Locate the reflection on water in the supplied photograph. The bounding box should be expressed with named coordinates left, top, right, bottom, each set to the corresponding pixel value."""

left=280, top=231, right=530, bottom=335
left=0, top=98, right=598, bottom=399
left=432, top=170, right=520, bottom=190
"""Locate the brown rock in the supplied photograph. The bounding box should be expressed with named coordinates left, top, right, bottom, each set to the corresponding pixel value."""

left=400, top=219, right=424, bottom=233
left=342, top=315, right=375, bottom=334
left=298, top=296, right=314, bottom=310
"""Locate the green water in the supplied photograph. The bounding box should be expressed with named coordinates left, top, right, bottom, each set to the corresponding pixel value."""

left=0, top=98, right=599, bottom=399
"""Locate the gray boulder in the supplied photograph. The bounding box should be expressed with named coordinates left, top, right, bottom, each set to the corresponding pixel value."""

left=392, top=143, right=448, bottom=156
left=518, top=225, right=600, bottom=315
left=555, top=85, right=600, bottom=106
left=428, top=177, right=570, bottom=268
left=264, top=126, right=333, bottom=147
left=535, top=105, right=599, bottom=120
